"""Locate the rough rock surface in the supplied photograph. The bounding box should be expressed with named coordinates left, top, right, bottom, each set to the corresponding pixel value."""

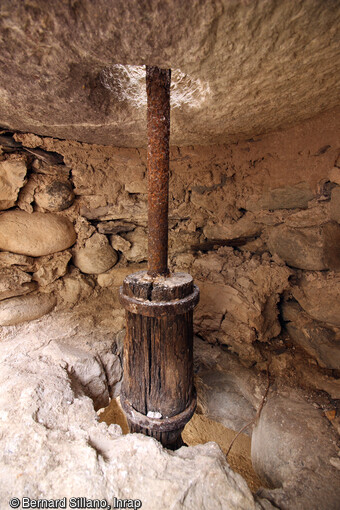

left=0, top=251, right=34, bottom=269
left=252, top=390, right=340, bottom=510
left=282, top=300, right=340, bottom=370
left=284, top=204, right=330, bottom=228
left=0, top=210, right=76, bottom=256
left=329, top=167, right=340, bottom=186
left=110, top=234, right=132, bottom=253
left=292, top=272, right=340, bottom=327
left=0, top=156, right=27, bottom=210
left=178, top=248, right=291, bottom=362
left=16, top=172, right=38, bottom=213
left=53, top=269, right=96, bottom=309
left=96, top=264, right=147, bottom=290
left=0, top=267, right=36, bottom=301
left=0, top=292, right=57, bottom=326
left=124, top=227, right=148, bottom=262
left=32, top=251, right=72, bottom=286
left=0, top=299, right=260, bottom=510
left=0, top=290, right=125, bottom=401
left=193, top=337, right=265, bottom=434
left=203, top=213, right=261, bottom=241
left=330, top=186, right=340, bottom=223
left=41, top=342, right=111, bottom=411
left=73, top=233, right=118, bottom=274
left=248, top=183, right=314, bottom=211
left=0, top=1, right=339, bottom=146
left=267, top=222, right=340, bottom=270
left=34, top=178, right=75, bottom=212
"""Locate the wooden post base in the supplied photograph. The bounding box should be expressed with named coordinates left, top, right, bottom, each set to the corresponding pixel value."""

left=119, top=271, right=199, bottom=449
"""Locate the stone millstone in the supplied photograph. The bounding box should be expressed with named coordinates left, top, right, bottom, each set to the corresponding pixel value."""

left=0, top=1, right=339, bottom=146
left=0, top=210, right=76, bottom=257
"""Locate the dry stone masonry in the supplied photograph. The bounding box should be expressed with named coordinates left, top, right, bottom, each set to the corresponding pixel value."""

left=0, top=107, right=339, bottom=507
left=0, top=107, right=339, bottom=385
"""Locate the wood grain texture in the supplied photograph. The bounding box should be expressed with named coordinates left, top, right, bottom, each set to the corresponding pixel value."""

left=120, top=271, right=198, bottom=448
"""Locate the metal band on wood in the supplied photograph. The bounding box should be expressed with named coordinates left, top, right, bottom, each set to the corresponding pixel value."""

left=119, top=285, right=199, bottom=317
left=120, top=392, right=197, bottom=433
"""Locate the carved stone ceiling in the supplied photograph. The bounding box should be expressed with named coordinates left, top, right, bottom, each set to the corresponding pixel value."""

left=0, top=0, right=339, bottom=147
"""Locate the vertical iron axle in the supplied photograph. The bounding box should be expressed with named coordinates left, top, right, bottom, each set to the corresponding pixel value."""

left=146, top=66, right=171, bottom=277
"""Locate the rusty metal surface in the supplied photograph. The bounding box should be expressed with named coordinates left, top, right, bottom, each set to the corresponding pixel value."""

left=119, top=284, right=199, bottom=317
left=120, top=391, right=197, bottom=433
left=146, top=66, right=171, bottom=277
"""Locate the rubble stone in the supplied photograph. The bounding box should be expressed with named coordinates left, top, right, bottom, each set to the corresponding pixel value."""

left=73, top=233, right=118, bottom=274
left=0, top=267, right=37, bottom=301
left=175, top=248, right=291, bottom=362
left=33, top=251, right=72, bottom=286
left=0, top=156, right=27, bottom=210
left=282, top=300, right=340, bottom=370
left=0, top=293, right=57, bottom=326
left=0, top=210, right=76, bottom=256
left=330, top=186, right=340, bottom=223
left=34, top=179, right=75, bottom=212
left=267, top=222, right=340, bottom=270
left=249, top=183, right=314, bottom=211
left=292, top=273, right=340, bottom=327
left=252, top=390, right=340, bottom=510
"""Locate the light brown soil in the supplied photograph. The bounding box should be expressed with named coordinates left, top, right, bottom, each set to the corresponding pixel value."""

left=99, top=398, right=264, bottom=493
left=99, top=397, right=129, bottom=433
left=182, top=413, right=264, bottom=493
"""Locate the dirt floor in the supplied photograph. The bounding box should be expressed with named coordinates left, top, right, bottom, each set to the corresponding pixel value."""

left=182, top=412, right=264, bottom=493
left=99, top=398, right=264, bottom=493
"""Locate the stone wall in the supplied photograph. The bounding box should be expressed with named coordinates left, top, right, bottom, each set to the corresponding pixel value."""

left=0, top=107, right=339, bottom=400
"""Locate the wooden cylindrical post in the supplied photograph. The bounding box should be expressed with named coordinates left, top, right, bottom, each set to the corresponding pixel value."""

left=120, top=271, right=199, bottom=449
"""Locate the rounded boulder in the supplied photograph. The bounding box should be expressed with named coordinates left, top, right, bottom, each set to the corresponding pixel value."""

left=0, top=210, right=76, bottom=257
left=73, top=233, right=118, bottom=274
left=34, top=180, right=75, bottom=212
left=0, top=293, right=57, bottom=326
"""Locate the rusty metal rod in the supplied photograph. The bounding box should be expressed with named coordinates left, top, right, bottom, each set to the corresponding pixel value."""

left=146, top=66, right=171, bottom=277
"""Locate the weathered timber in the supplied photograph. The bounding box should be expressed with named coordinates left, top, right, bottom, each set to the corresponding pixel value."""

left=119, top=271, right=199, bottom=449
